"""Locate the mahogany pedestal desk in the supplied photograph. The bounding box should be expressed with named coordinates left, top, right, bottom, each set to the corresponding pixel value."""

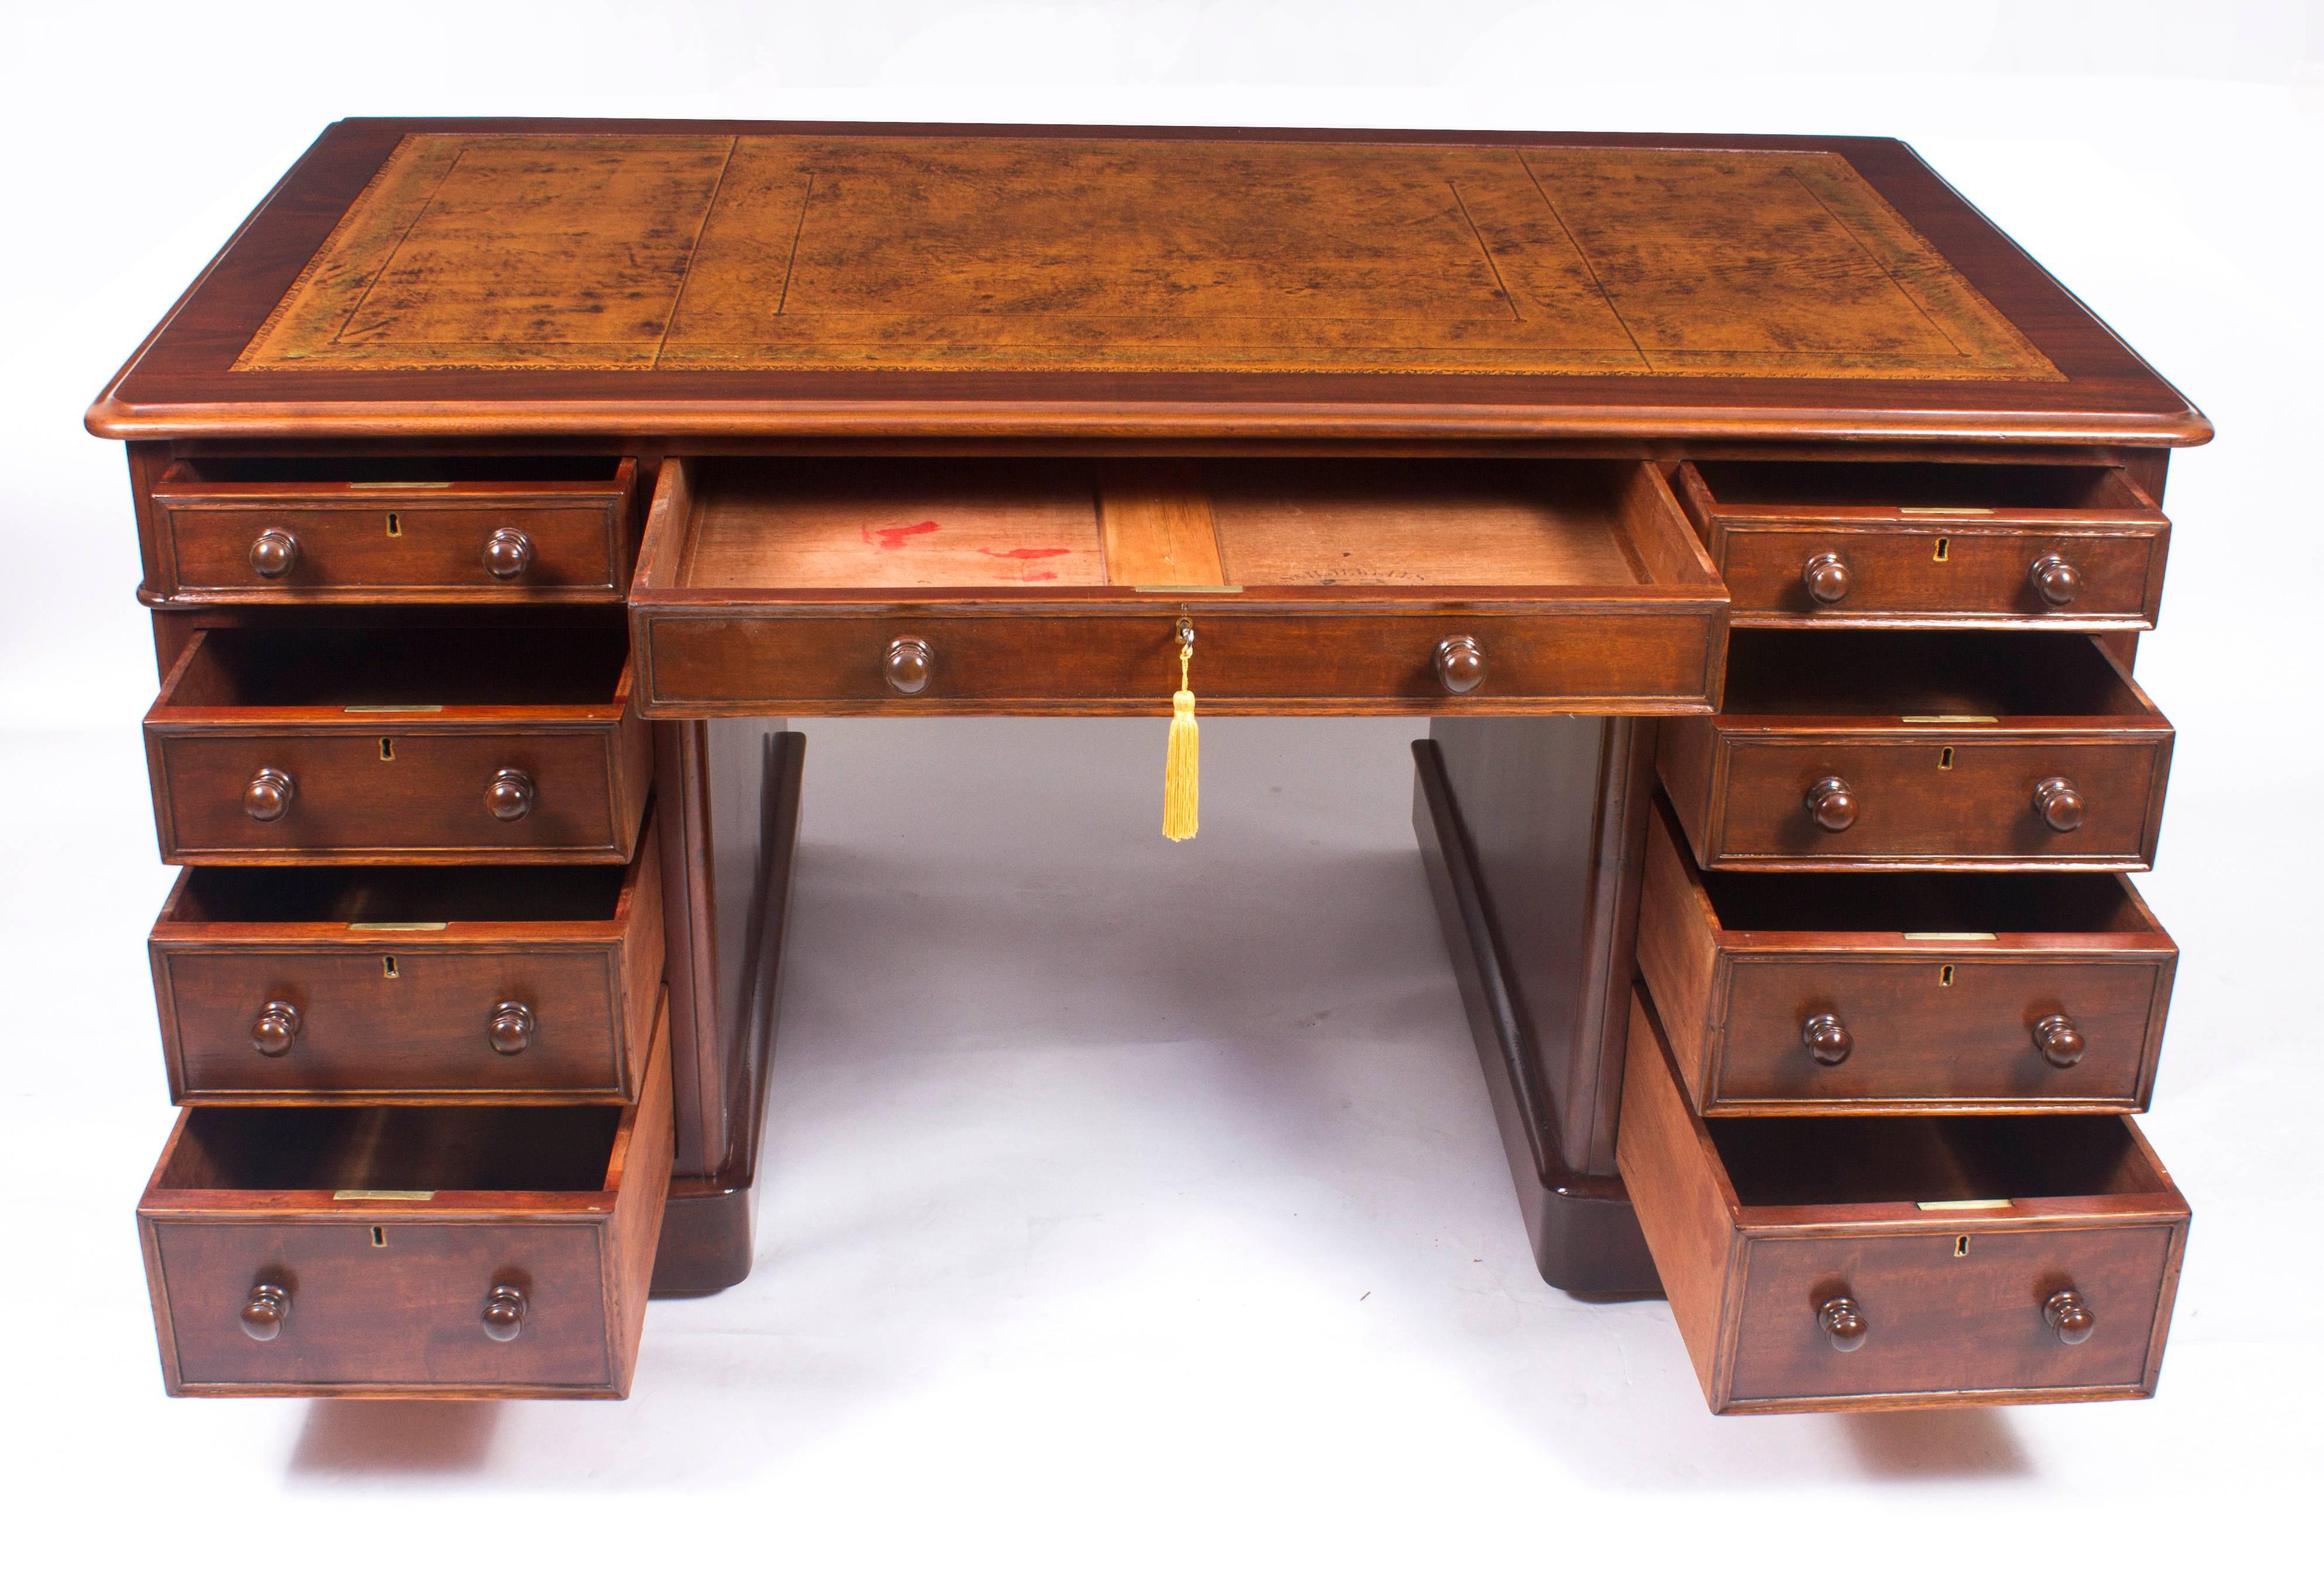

left=93, top=120, right=2205, bottom=1414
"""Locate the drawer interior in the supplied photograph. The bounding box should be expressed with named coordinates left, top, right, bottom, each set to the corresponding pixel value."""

left=162, top=455, right=630, bottom=487
left=164, top=864, right=626, bottom=925
left=1688, top=459, right=2155, bottom=516
left=1719, top=630, right=2148, bottom=717
left=1706, top=1111, right=2170, bottom=1210
left=657, top=457, right=1715, bottom=597
left=159, top=626, right=629, bottom=709
left=1699, top=866, right=2156, bottom=935
left=154, top=1102, right=623, bottom=1193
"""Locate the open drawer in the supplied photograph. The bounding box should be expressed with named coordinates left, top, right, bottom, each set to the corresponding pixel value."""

left=1637, top=795, right=2176, bottom=1115
left=145, top=455, right=640, bottom=603
left=150, top=816, right=662, bottom=1105
left=1618, top=989, right=2189, bottom=1414
left=1657, top=630, right=2173, bottom=870
left=137, top=993, right=673, bottom=1398
left=143, top=624, right=652, bottom=864
left=627, top=458, right=1729, bottom=714
left=1674, top=459, right=2168, bottom=628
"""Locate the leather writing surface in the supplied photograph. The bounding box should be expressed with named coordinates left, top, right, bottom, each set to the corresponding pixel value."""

left=236, top=134, right=2060, bottom=382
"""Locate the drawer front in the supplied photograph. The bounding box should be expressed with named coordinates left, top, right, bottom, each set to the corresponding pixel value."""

left=148, top=1219, right=612, bottom=1392
left=638, top=609, right=1723, bottom=715
left=1716, top=526, right=2161, bottom=627
left=147, top=729, right=634, bottom=862
left=155, top=948, right=626, bottom=1101
left=162, top=502, right=629, bottom=599
left=1701, top=734, right=2169, bottom=868
left=1728, top=1224, right=2177, bottom=1405
left=1618, top=988, right=2189, bottom=1412
left=139, top=996, right=673, bottom=1398
left=1714, top=955, right=2169, bottom=1111
left=148, top=461, right=638, bottom=602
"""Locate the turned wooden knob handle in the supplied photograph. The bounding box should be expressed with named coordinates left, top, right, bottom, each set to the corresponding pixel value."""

left=485, top=768, right=536, bottom=821
left=1801, top=1012, right=1853, bottom=1065
left=481, top=1283, right=528, bottom=1342
left=240, top=1282, right=291, bottom=1341
left=884, top=636, right=933, bottom=695
left=2032, top=775, right=2084, bottom=833
left=1434, top=635, right=1487, bottom=694
left=1802, top=551, right=1852, bottom=605
left=2032, top=1013, right=2086, bottom=1068
left=2044, top=1288, right=2095, bottom=1344
left=1818, top=1296, right=1869, bottom=1351
left=488, top=1000, right=536, bottom=1056
left=243, top=768, right=295, bottom=822
left=248, top=527, right=300, bottom=578
left=251, top=1000, right=302, bottom=1057
left=482, top=527, right=534, bottom=580
left=1804, top=775, right=1858, bottom=832
left=2029, top=553, right=2081, bottom=608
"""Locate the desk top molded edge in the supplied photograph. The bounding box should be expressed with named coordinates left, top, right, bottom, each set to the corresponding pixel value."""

left=86, top=119, right=2211, bottom=447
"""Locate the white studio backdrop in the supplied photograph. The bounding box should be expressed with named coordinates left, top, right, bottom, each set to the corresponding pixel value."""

left=1, top=3, right=2318, bottom=1585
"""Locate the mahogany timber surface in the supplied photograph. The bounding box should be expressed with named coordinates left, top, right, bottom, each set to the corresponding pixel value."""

left=1635, top=796, right=2176, bottom=1114
left=87, top=121, right=2210, bottom=446
left=138, top=993, right=674, bottom=1398
left=1674, top=459, right=2170, bottom=630
left=1655, top=631, right=2174, bottom=871
left=145, top=455, right=640, bottom=606
left=142, top=625, right=653, bottom=865
left=650, top=730, right=805, bottom=1296
left=149, top=818, right=664, bottom=1105
left=1617, top=987, right=2189, bottom=1414
left=629, top=455, right=1729, bottom=716
left=1411, top=738, right=1659, bottom=1294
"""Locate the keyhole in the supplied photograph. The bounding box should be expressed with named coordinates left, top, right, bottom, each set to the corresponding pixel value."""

left=379, top=736, right=394, bottom=761
left=1933, top=536, right=1950, bottom=562
left=386, top=512, right=402, bottom=537
left=1940, top=964, right=1955, bottom=988
left=1938, top=745, right=1954, bottom=771
left=372, top=1227, right=387, bottom=1248
left=383, top=955, right=398, bottom=978
left=1954, top=1235, right=1971, bottom=1258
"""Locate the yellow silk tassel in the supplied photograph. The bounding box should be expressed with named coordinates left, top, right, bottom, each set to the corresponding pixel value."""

left=1163, top=622, right=1198, bottom=841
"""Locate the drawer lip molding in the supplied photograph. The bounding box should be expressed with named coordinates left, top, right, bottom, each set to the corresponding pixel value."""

left=142, top=624, right=652, bottom=865
left=143, top=456, right=640, bottom=605
left=149, top=810, right=664, bottom=1105
left=625, top=456, right=1731, bottom=716
left=1674, top=459, right=2169, bottom=630
left=1658, top=629, right=2173, bottom=871
left=1617, top=986, right=2189, bottom=1415
left=137, top=993, right=673, bottom=1398
left=1636, top=795, right=2176, bottom=1115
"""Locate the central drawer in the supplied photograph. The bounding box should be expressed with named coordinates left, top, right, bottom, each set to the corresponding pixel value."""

left=627, top=458, right=1729, bottom=715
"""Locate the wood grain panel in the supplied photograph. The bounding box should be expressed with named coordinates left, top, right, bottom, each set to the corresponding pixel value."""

left=150, top=819, right=663, bottom=1105
left=1635, top=796, right=2178, bottom=1114
left=1098, top=462, right=1225, bottom=587
left=1618, top=988, right=2193, bottom=1413
left=138, top=1009, right=672, bottom=1398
